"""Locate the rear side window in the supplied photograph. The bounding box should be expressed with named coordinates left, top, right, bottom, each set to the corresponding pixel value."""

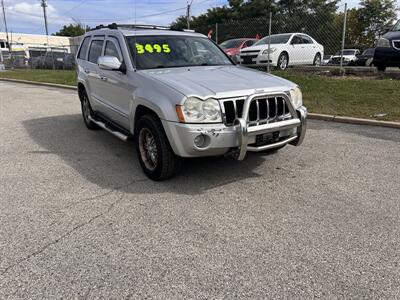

left=88, top=40, right=104, bottom=64
left=78, top=37, right=91, bottom=60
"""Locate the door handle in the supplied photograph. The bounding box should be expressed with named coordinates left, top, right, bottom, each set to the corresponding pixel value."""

left=100, top=76, right=108, bottom=81
left=84, top=69, right=90, bottom=74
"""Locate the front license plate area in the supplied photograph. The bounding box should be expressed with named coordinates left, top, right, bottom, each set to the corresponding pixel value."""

left=256, top=131, right=280, bottom=146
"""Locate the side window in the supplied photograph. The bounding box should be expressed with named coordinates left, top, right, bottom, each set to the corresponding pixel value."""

left=88, top=40, right=104, bottom=64
left=301, top=35, right=313, bottom=44
left=0, top=42, right=4, bottom=48
left=78, top=37, right=91, bottom=60
left=292, top=35, right=302, bottom=44
left=104, top=38, right=122, bottom=61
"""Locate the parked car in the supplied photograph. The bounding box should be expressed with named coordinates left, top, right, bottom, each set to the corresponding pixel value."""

left=31, top=55, right=46, bottom=69
left=328, top=49, right=360, bottom=66
left=354, top=48, right=375, bottom=66
left=76, top=24, right=307, bottom=180
left=374, top=20, right=400, bottom=71
left=322, top=54, right=332, bottom=65
left=239, top=33, right=324, bottom=70
left=43, top=51, right=68, bottom=69
left=220, top=38, right=258, bottom=62
left=63, top=53, right=76, bottom=70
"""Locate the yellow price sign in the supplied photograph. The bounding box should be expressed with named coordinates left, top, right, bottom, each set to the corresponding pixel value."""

left=135, top=43, right=171, bottom=54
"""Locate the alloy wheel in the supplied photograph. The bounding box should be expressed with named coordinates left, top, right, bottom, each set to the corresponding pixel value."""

left=139, top=128, right=158, bottom=171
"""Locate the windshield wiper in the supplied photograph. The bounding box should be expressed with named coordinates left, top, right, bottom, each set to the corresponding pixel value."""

left=155, top=65, right=165, bottom=68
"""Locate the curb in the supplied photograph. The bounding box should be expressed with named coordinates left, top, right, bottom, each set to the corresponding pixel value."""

left=309, top=113, right=400, bottom=129
left=0, top=78, right=77, bottom=90
left=1, top=78, right=399, bottom=129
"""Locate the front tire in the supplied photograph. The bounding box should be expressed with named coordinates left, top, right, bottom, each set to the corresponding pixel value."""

left=277, top=52, right=289, bottom=70
left=136, top=114, right=181, bottom=181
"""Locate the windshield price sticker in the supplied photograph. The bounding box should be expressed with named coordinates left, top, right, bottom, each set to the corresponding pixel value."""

left=135, top=43, right=171, bottom=54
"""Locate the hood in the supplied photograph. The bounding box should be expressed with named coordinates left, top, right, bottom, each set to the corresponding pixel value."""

left=241, top=44, right=285, bottom=52
left=140, top=65, right=295, bottom=99
left=331, top=54, right=355, bottom=59
left=382, top=31, right=400, bottom=40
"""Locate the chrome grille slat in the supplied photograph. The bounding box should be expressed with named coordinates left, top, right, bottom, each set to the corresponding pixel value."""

left=222, top=96, right=293, bottom=126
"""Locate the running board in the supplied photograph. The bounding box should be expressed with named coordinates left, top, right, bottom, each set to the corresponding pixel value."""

left=88, top=116, right=129, bottom=142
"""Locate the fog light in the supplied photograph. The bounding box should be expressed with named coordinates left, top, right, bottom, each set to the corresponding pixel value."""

left=194, top=134, right=206, bottom=148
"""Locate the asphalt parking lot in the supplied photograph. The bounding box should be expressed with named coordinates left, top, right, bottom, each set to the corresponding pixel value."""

left=0, top=81, right=399, bottom=299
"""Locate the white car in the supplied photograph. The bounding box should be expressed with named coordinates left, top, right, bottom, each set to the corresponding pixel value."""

left=328, top=49, right=360, bottom=66
left=239, top=33, right=324, bottom=70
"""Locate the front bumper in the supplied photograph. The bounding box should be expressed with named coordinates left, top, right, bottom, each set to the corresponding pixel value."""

left=162, top=93, right=307, bottom=159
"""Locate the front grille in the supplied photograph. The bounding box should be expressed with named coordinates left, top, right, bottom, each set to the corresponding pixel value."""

left=393, top=40, right=400, bottom=50
left=222, top=97, right=291, bottom=126
left=240, top=55, right=257, bottom=64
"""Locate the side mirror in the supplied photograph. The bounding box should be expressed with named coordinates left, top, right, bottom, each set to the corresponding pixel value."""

left=98, top=56, right=122, bottom=71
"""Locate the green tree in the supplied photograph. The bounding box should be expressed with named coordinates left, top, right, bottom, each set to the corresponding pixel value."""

left=358, top=0, right=397, bottom=45
left=54, top=23, right=89, bottom=37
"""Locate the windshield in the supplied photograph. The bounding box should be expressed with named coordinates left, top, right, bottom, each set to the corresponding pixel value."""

left=126, top=35, right=232, bottom=70
left=220, top=39, right=244, bottom=49
left=335, top=50, right=356, bottom=55
left=393, top=20, right=400, bottom=31
left=254, top=34, right=291, bottom=46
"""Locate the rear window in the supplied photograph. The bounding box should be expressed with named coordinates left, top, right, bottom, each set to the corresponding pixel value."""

left=78, top=37, right=91, bottom=60
left=88, top=40, right=104, bottom=64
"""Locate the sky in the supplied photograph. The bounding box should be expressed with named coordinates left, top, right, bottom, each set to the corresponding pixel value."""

left=0, top=0, right=399, bottom=35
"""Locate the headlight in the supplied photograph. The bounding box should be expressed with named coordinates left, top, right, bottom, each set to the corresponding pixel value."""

left=289, top=87, right=303, bottom=109
left=377, top=38, right=390, bottom=48
left=262, top=47, right=276, bottom=55
left=177, top=97, right=222, bottom=123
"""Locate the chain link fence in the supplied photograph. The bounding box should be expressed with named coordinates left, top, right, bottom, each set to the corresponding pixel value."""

left=193, top=8, right=377, bottom=74
left=0, top=42, right=80, bottom=70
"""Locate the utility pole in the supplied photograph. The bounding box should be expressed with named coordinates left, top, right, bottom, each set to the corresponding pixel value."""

left=340, top=3, right=347, bottom=76
left=40, top=0, right=54, bottom=69
left=186, top=0, right=193, bottom=29
left=1, top=0, right=11, bottom=68
left=40, top=0, right=49, bottom=36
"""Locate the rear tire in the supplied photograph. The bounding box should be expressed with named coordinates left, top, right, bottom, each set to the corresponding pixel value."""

left=377, top=64, right=386, bottom=72
left=80, top=90, right=99, bottom=130
left=136, top=114, right=182, bottom=181
left=313, top=53, right=321, bottom=66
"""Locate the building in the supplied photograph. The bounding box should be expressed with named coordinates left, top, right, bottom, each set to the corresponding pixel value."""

left=0, top=32, right=78, bottom=58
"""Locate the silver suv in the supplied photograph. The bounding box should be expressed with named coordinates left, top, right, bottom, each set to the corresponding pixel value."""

left=76, top=24, right=307, bottom=180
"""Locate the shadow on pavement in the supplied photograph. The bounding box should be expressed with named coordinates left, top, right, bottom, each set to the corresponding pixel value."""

left=24, top=114, right=271, bottom=195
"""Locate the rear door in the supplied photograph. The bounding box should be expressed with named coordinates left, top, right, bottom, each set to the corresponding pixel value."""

left=85, top=36, right=106, bottom=114
left=301, top=35, right=315, bottom=63
left=289, top=35, right=303, bottom=64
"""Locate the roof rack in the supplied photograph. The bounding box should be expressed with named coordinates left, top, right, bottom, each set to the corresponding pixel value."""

left=93, top=23, right=170, bottom=31
left=92, top=23, right=194, bottom=32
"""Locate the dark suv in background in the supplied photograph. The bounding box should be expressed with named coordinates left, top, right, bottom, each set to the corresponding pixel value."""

left=374, top=20, right=400, bottom=71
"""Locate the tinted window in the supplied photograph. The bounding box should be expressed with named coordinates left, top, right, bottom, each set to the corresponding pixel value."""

left=105, top=40, right=122, bottom=61
left=78, top=37, right=91, bottom=60
left=393, top=20, right=400, bottom=31
left=363, top=49, right=375, bottom=55
left=291, top=35, right=302, bottom=44
left=0, top=42, right=4, bottom=48
left=301, top=35, right=313, bottom=44
left=88, top=40, right=104, bottom=64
